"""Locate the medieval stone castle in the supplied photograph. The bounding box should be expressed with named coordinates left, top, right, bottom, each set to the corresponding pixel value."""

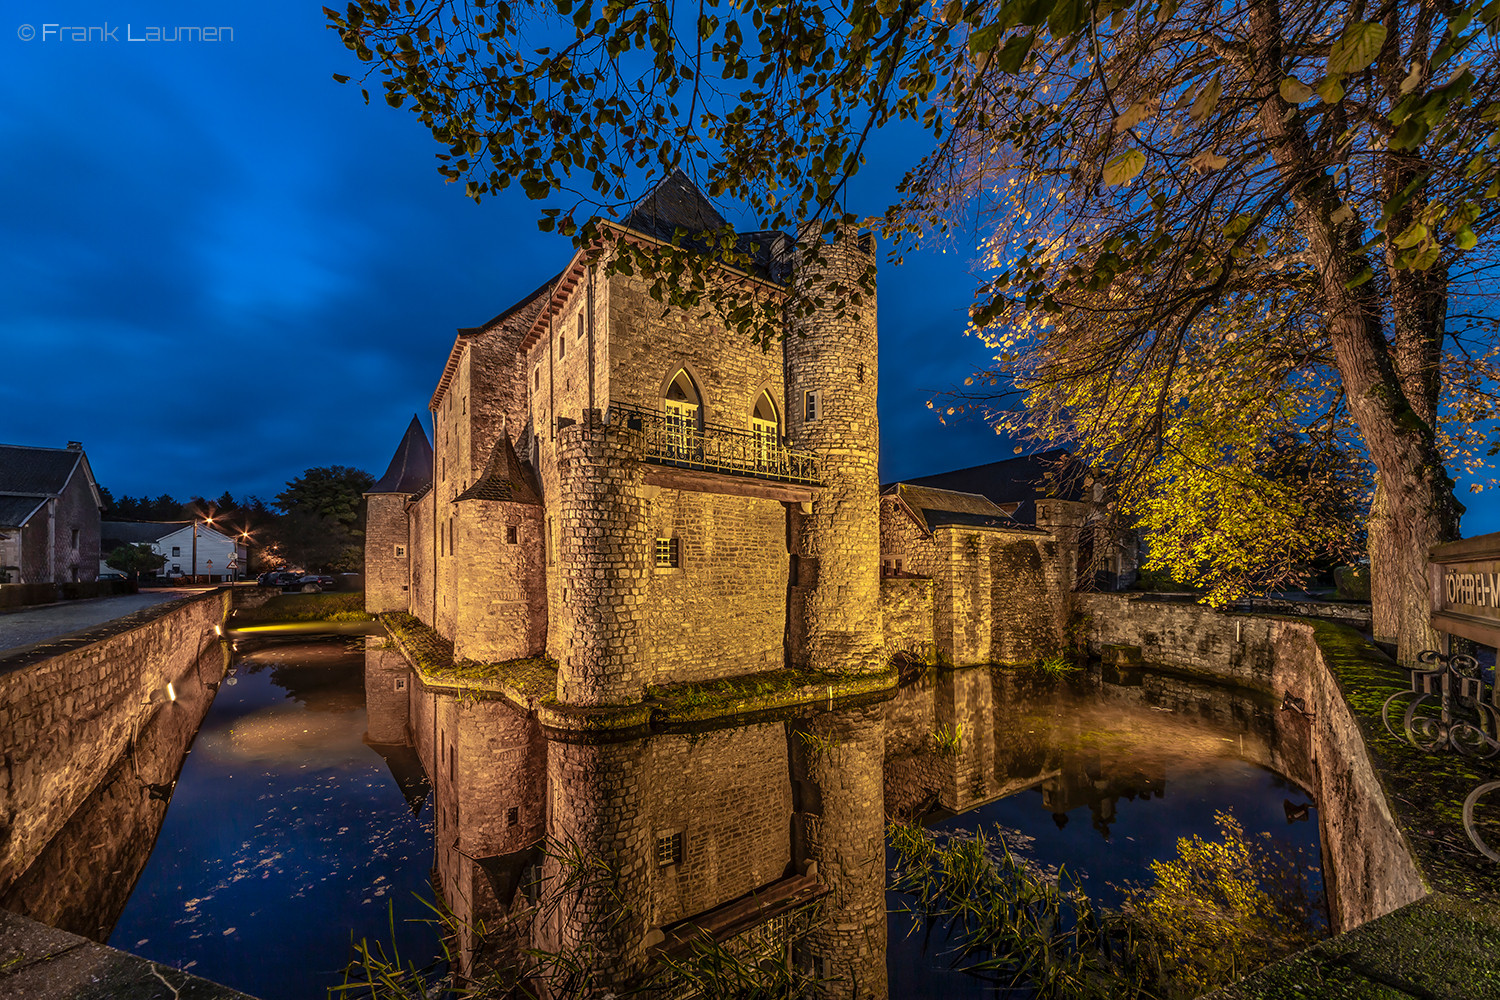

left=366, top=172, right=1117, bottom=705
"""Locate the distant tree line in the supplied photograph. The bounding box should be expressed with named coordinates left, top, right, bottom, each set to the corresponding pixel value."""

left=99, top=466, right=374, bottom=575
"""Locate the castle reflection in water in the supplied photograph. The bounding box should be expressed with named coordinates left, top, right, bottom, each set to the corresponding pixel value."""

left=364, top=638, right=1316, bottom=999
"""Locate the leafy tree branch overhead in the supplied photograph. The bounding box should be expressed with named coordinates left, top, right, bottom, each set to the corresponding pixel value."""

left=325, top=0, right=1500, bottom=663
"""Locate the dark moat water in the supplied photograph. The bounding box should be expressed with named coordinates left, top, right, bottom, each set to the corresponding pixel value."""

left=105, top=637, right=437, bottom=1000
left=62, top=637, right=1324, bottom=999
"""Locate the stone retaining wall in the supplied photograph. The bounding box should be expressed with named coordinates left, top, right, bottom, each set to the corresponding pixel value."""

left=0, top=589, right=230, bottom=894
left=1079, top=593, right=1426, bottom=932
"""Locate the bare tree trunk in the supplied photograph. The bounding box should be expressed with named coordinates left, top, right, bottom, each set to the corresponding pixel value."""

left=1368, top=484, right=1400, bottom=643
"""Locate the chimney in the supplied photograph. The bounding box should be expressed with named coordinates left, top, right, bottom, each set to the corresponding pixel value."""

left=66, top=441, right=82, bottom=451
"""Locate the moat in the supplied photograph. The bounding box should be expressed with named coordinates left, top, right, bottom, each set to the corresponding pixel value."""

left=32, top=632, right=1330, bottom=999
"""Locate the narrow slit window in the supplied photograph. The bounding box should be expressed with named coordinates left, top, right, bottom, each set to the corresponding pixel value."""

left=804, top=390, right=821, bottom=423
left=506, top=525, right=518, bottom=545
left=558, top=333, right=565, bottom=358
left=576, top=313, right=585, bottom=340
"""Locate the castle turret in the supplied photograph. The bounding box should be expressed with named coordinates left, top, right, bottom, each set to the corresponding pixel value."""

left=364, top=415, right=433, bottom=614
left=785, top=226, right=884, bottom=675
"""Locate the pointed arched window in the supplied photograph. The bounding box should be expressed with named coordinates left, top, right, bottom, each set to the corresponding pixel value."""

left=751, top=391, right=779, bottom=468
left=663, top=369, right=702, bottom=457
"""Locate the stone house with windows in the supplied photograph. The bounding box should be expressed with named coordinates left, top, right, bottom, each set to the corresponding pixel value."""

left=0, top=442, right=102, bottom=585
left=367, top=172, right=1088, bottom=706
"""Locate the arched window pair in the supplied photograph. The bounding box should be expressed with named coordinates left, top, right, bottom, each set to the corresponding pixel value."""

left=662, top=369, right=780, bottom=469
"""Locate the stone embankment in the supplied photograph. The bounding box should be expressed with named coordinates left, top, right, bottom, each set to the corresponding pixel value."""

left=1079, top=593, right=1500, bottom=999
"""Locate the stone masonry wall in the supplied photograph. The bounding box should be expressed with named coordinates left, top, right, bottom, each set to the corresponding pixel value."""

left=454, top=500, right=546, bottom=663
left=989, top=535, right=1064, bottom=664
left=0, top=589, right=229, bottom=893
left=408, top=489, right=435, bottom=623
left=877, top=498, right=939, bottom=579
left=933, top=530, right=990, bottom=665
left=880, top=577, right=934, bottom=661
left=552, top=422, right=651, bottom=705
left=786, top=230, right=883, bottom=675
left=1080, top=593, right=1425, bottom=931
left=55, top=470, right=100, bottom=584
left=641, top=488, right=788, bottom=686
left=365, top=493, right=411, bottom=614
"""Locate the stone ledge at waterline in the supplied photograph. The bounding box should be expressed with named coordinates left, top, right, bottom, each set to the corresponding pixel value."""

left=379, top=611, right=898, bottom=730
left=0, top=908, right=254, bottom=1000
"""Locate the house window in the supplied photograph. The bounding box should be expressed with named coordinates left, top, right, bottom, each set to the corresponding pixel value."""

left=70, top=528, right=79, bottom=548
left=895, top=558, right=903, bottom=575
left=655, top=831, right=684, bottom=867
left=882, top=559, right=891, bottom=577
left=506, top=525, right=518, bottom=544
left=172, top=564, right=181, bottom=574
left=664, top=369, right=701, bottom=458
left=394, top=677, right=406, bottom=691
left=576, top=313, right=585, bottom=340
left=393, top=544, right=407, bottom=558
left=804, top=390, right=822, bottom=423
left=655, top=537, right=679, bottom=568
left=171, top=546, right=181, bottom=557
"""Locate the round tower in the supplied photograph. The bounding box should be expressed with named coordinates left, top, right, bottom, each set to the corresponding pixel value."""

left=785, top=224, right=883, bottom=675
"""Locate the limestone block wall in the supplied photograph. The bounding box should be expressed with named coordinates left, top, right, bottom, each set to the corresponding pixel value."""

left=363, top=638, right=410, bottom=745
left=988, top=535, right=1065, bottom=664
left=0, top=589, right=229, bottom=894
left=880, top=577, right=934, bottom=661
left=933, top=530, right=991, bottom=665
left=454, top=501, right=546, bottom=663
left=641, top=488, right=788, bottom=686
left=786, top=230, right=882, bottom=675
left=604, top=268, right=786, bottom=429
left=643, top=725, right=792, bottom=928
left=877, top=499, right=940, bottom=579
left=552, top=422, right=651, bottom=705
left=55, top=471, right=100, bottom=584
left=1075, top=593, right=1279, bottom=692
left=364, top=493, right=411, bottom=614
left=408, top=490, right=435, bottom=624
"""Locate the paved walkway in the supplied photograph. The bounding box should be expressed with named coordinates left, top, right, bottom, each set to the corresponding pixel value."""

left=0, top=590, right=212, bottom=654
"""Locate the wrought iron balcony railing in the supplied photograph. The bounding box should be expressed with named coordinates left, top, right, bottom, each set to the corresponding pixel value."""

left=609, top=402, right=820, bottom=487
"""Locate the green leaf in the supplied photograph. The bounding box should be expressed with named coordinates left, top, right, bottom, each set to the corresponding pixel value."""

left=1279, top=77, right=1315, bottom=103
left=1392, top=221, right=1428, bottom=248
left=943, top=0, right=964, bottom=25
left=332, top=73, right=351, bottom=84
left=1328, top=22, right=1387, bottom=75
left=1457, top=226, right=1478, bottom=250
left=1344, top=266, right=1374, bottom=289
left=1048, top=0, right=1085, bottom=37
left=969, top=22, right=1002, bottom=53
left=995, top=31, right=1036, bottom=73
left=1190, top=76, right=1222, bottom=120
left=1315, top=75, right=1346, bottom=104
left=1103, top=147, right=1146, bottom=185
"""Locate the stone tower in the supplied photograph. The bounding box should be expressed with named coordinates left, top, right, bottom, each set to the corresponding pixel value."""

left=785, top=225, right=884, bottom=675
left=364, top=415, right=432, bottom=614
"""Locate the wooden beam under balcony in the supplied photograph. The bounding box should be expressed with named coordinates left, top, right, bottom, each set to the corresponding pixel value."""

left=642, top=464, right=817, bottom=503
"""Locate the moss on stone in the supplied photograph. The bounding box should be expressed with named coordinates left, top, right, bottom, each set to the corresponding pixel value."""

left=645, top=666, right=899, bottom=724
left=379, top=611, right=559, bottom=708
left=1299, top=620, right=1500, bottom=903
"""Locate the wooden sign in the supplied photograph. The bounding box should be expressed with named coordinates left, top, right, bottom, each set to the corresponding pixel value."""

left=1430, top=533, right=1500, bottom=648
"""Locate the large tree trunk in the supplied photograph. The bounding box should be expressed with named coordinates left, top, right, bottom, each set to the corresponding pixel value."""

left=1367, top=485, right=1400, bottom=644
left=1250, top=0, right=1459, bottom=664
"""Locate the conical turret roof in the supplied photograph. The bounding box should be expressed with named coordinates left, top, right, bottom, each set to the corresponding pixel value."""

left=454, top=432, right=541, bottom=505
left=368, top=416, right=433, bottom=495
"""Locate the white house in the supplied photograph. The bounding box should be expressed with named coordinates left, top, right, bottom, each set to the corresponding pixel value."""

left=100, top=520, right=249, bottom=581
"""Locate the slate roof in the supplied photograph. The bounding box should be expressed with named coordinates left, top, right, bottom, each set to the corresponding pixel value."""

left=454, top=434, right=542, bottom=505
left=0, top=495, right=48, bottom=530
left=0, top=444, right=83, bottom=497
left=369, top=416, right=434, bottom=496
left=620, top=169, right=793, bottom=284
left=894, top=448, right=1085, bottom=525
left=101, top=521, right=189, bottom=546
left=883, top=483, right=1035, bottom=534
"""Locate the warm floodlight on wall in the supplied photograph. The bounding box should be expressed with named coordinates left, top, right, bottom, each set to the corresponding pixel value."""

left=214, top=624, right=223, bottom=636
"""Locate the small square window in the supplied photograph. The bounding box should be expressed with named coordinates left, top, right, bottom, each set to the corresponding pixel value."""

left=507, top=806, right=519, bottom=826
left=393, top=544, right=407, bottom=558
left=506, top=525, right=518, bottom=544
left=172, top=546, right=181, bottom=557
left=393, top=677, right=406, bottom=691
left=656, top=831, right=684, bottom=867
left=655, top=537, right=679, bottom=568
left=805, top=390, right=821, bottom=423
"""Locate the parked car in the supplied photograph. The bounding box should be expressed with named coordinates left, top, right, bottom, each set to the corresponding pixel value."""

left=259, top=570, right=302, bottom=588
left=292, top=574, right=336, bottom=593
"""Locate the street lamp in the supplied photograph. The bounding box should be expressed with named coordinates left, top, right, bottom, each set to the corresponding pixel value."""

left=192, top=514, right=215, bottom=584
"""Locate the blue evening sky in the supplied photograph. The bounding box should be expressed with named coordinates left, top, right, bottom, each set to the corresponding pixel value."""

left=2, top=2, right=1494, bottom=535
